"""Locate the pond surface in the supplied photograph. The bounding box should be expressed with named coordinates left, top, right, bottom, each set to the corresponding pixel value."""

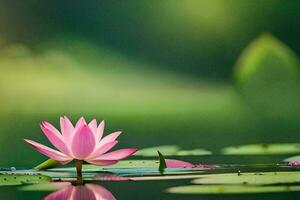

left=1, top=154, right=300, bottom=200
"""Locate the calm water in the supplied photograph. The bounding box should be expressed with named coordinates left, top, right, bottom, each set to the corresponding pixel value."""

left=1, top=155, right=300, bottom=199
left=1, top=181, right=300, bottom=200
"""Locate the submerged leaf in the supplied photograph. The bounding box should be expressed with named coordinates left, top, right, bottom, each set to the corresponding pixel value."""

left=221, top=143, right=300, bottom=155
left=165, top=185, right=300, bottom=194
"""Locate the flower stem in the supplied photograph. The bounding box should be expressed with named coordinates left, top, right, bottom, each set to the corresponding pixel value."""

left=76, top=175, right=83, bottom=185
left=75, top=160, right=83, bottom=177
left=75, top=160, right=84, bottom=185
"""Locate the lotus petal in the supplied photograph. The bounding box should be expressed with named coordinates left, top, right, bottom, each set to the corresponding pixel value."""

left=73, top=186, right=96, bottom=200
left=289, top=161, right=300, bottom=166
left=95, top=120, right=105, bottom=142
left=94, top=149, right=138, bottom=160
left=71, top=125, right=96, bottom=159
left=86, top=159, right=118, bottom=166
left=88, top=119, right=97, bottom=135
left=86, top=184, right=117, bottom=200
left=24, top=139, right=71, bottom=162
left=43, top=186, right=73, bottom=200
left=98, top=131, right=122, bottom=147
left=166, top=159, right=195, bottom=168
left=60, top=116, right=74, bottom=145
left=41, top=121, right=71, bottom=156
left=75, top=117, right=87, bottom=129
left=88, top=141, right=118, bottom=159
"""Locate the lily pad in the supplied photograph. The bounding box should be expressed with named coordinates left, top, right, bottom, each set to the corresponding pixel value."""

left=176, top=149, right=212, bottom=156
left=43, top=168, right=208, bottom=181
left=39, top=160, right=210, bottom=180
left=165, top=185, right=300, bottom=194
left=0, top=174, right=51, bottom=186
left=47, top=160, right=160, bottom=172
left=192, top=171, right=300, bottom=185
left=284, top=155, right=300, bottom=162
left=221, top=143, right=300, bottom=155
left=94, top=173, right=211, bottom=182
left=135, top=145, right=211, bottom=157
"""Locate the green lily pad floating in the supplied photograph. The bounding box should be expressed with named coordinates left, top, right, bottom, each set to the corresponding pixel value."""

left=175, top=149, right=211, bottom=156
left=43, top=167, right=208, bottom=181
left=34, top=160, right=161, bottom=178
left=0, top=174, right=51, bottom=186
left=136, top=145, right=180, bottom=157
left=192, top=171, right=300, bottom=185
left=36, top=159, right=161, bottom=171
left=135, top=145, right=211, bottom=157
left=47, top=160, right=160, bottom=172
left=284, top=155, right=300, bottom=162
left=94, top=173, right=210, bottom=182
left=165, top=185, right=300, bottom=194
left=221, top=143, right=300, bottom=155
left=38, top=160, right=209, bottom=181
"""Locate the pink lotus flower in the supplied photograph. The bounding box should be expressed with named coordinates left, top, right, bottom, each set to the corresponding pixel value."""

left=288, top=161, right=300, bottom=166
left=43, top=183, right=116, bottom=200
left=165, top=159, right=216, bottom=168
left=25, top=116, right=138, bottom=167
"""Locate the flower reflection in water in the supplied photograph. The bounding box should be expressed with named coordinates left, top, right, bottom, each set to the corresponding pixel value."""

left=44, top=183, right=116, bottom=200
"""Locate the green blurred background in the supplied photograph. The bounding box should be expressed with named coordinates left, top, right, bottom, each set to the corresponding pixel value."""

left=0, top=0, right=300, bottom=167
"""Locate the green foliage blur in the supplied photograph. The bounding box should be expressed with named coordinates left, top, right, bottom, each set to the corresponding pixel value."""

left=0, top=0, right=300, bottom=167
